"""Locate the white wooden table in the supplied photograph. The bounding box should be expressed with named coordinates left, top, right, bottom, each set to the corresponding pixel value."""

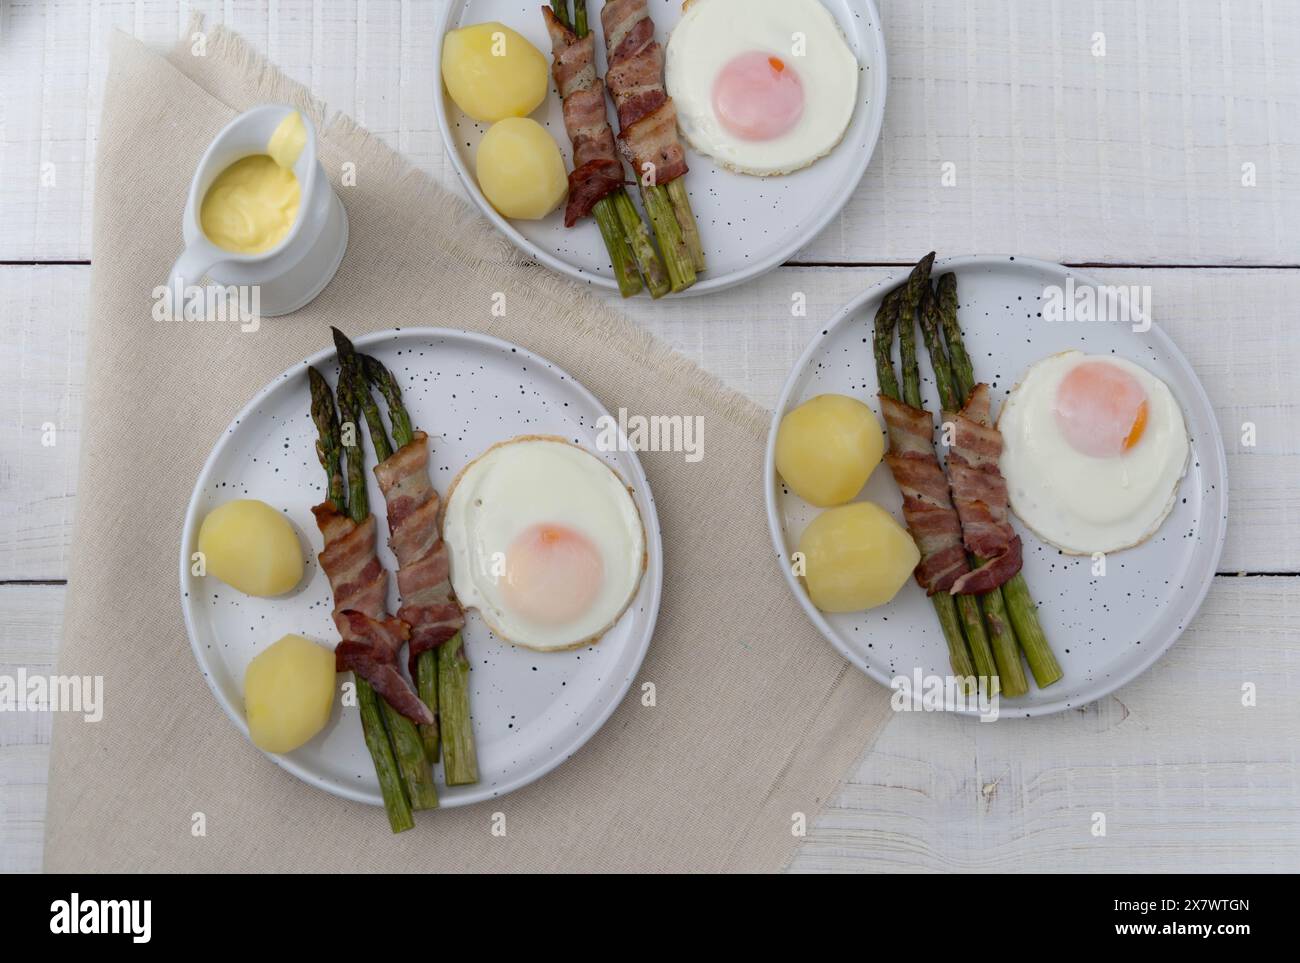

left=2, top=0, right=1298, bottom=873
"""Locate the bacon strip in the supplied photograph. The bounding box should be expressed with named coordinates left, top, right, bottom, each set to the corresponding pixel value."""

left=600, top=0, right=689, bottom=185
left=335, top=611, right=434, bottom=726
left=945, top=384, right=1024, bottom=595
left=878, top=394, right=968, bottom=595
left=542, top=7, right=625, bottom=227
left=372, top=431, right=465, bottom=679
left=312, top=500, right=433, bottom=725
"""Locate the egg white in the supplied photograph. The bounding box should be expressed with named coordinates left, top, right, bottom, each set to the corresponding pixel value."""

left=442, top=436, right=646, bottom=652
left=665, top=0, right=859, bottom=176
left=997, top=352, right=1190, bottom=555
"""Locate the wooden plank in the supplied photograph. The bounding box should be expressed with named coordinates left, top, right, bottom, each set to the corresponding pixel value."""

left=4, top=577, right=1297, bottom=873
left=0, top=265, right=87, bottom=581
left=0, top=584, right=59, bottom=874
left=1, top=263, right=1296, bottom=579
left=789, top=576, right=1300, bottom=873
left=2, top=0, right=1299, bottom=262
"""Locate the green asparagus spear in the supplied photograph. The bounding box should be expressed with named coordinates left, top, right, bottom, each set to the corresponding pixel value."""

left=593, top=198, right=643, bottom=298
left=335, top=354, right=439, bottom=811
left=898, top=285, right=921, bottom=408
left=872, top=292, right=901, bottom=400
left=666, top=178, right=706, bottom=273
left=936, top=273, right=1063, bottom=689
left=333, top=328, right=393, bottom=461
left=936, top=274, right=975, bottom=407
left=897, top=252, right=935, bottom=333
left=357, top=675, right=416, bottom=832
left=362, top=351, right=480, bottom=783
left=416, top=651, right=440, bottom=763
left=361, top=355, right=414, bottom=447
left=309, top=366, right=414, bottom=833
left=642, top=180, right=696, bottom=292
left=309, top=366, right=347, bottom=510
left=871, top=275, right=976, bottom=689
left=438, top=632, right=479, bottom=785
left=611, top=190, right=671, bottom=298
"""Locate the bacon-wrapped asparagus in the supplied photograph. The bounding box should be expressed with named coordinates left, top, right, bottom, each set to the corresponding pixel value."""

left=915, top=282, right=1026, bottom=695
left=544, top=5, right=624, bottom=225
left=875, top=262, right=997, bottom=693
left=544, top=1, right=669, bottom=298
left=334, top=331, right=481, bottom=788
left=601, top=0, right=704, bottom=291
left=935, top=273, right=1063, bottom=688
left=322, top=362, right=441, bottom=816
left=312, top=504, right=434, bottom=729
left=309, top=367, right=424, bottom=832
left=944, top=383, right=1024, bottom=594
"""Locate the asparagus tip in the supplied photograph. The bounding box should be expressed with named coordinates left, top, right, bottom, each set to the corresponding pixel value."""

left=331, top=326, right=352, bottom=355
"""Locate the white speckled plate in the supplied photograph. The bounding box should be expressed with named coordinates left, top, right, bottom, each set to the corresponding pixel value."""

left=434, top=0, right=887, bottom=296
left=765, top=257, right=1229, bottom=717
left=181, top=329, right=662, bottom=806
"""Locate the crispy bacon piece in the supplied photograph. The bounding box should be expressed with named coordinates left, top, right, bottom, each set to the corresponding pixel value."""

left=312, top=503, right=387, bottom=627
left=879, top=394, right=968, bottom=595
left=542, top=7, right=626, bottom=227
left=600, top=0, right=689, bottom=185
left=312, top=500, right=431, bottom=725
left=335, top=611, right=434, bottom=726
left=372, top=431, right=465, bottom=678
left=945, top=384, right=1023, bottom=595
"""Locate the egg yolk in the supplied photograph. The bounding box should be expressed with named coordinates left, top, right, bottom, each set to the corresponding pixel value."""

left=712, top=50, right=805, bottom=141
left=502, top=524, right=604, bottom=626
left=1053, top=361, right=1150, bottom=458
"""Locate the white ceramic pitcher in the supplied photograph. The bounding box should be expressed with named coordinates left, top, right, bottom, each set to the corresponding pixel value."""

left=167, top=104, right=348, bottom=317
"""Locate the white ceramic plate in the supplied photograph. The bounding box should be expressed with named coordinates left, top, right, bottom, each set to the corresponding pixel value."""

left=181, top=329, right=663, bottom=805
left=434, top=0, right=888, bottom=296
left=765, top=256, right=1229, bottom=717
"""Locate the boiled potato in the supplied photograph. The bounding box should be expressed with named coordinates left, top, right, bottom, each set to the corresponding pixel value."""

left=441, top=22, right=549, bottom=123
left=244, top=634, right=337, bottom=753
left=476, top=117, right=568, bottom=220
left=776, top=394, right=885, bottom=507
left=197, top=499, right=304, bottom=597
left=797, top=502, right=919, bottom=613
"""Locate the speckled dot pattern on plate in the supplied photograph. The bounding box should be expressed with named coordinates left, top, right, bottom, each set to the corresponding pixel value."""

left=181, top=329, right=663, bottom=806
left=435, top=0, right=887, bottom=296
left=765, top=256, right=1229, bottom=717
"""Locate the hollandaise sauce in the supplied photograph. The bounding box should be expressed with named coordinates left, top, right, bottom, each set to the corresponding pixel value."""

left=200, top=112, right=307, bottom=255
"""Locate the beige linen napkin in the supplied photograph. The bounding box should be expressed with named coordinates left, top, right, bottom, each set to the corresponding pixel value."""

left=44, top=24, right=892, bottom=872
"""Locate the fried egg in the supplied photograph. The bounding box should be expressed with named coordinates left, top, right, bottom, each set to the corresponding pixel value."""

left=443, top=436, right=646, bottom=652
left=998, top=352, right=1190, bottom=555
left=664, top=0, right=858, bottom=176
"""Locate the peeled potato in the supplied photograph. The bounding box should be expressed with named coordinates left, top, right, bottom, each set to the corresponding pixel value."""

left=797, top=502, right=920, bottom=613
left=244, top=634, right=337, bottom=753
left=776, top=394, right=885, bottom=507
left=441, top=22, right=549, bottom=123
left=197, top=499, right=304, bottom=597
left=476, top=117, right=568, bottom=220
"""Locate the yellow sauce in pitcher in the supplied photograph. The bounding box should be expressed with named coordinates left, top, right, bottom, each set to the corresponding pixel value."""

left=267, top=111, right=307, bottom=171
left=200, top=112, right=307, bottom=255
